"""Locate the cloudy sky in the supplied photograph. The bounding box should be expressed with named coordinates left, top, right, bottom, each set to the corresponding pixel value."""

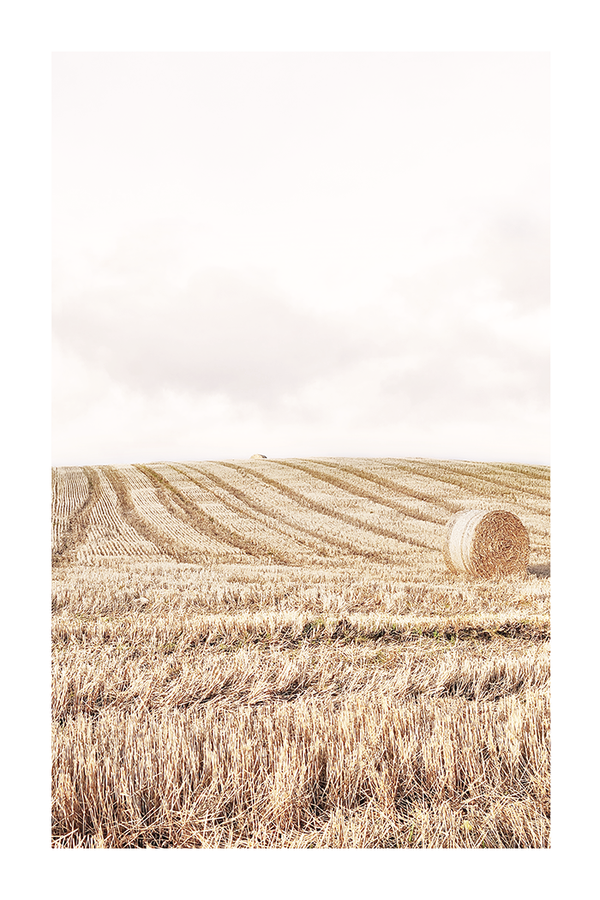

left=52, top=52, right=549, bottom=466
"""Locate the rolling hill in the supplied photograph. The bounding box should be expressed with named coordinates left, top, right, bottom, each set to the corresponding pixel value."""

left=51, top=456, right=550, bottom=848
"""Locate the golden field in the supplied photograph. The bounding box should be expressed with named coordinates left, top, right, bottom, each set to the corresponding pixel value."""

left=51, top=456, right=550, bottom=848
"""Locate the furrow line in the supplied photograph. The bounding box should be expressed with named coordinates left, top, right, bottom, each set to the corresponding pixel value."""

left=52, top=467, right=90, bottom=555
left=317, top=458, right=549, bottom=546
left=52, top=467, right=102, bottom=567
left=256, top=460, right=443, bottom=550
left=377, top=459, right=550, bottom=519
left=73, top=469, right=160, bottom=561
left=118, top=465, right=242, bottom=560
left=486, top=462, right=551, bottom=487
left=310, top=458, right=465, bottom=516
left=102, top=466, right=202, bottom=562
left=138, top=465, right=288, bottom=563
left=162, top=463, right=304, bottom=564
left=223, top=461, right=436, bottom=558
left=184, top=461, right=374, bottom=562
left=171, top=464, right=332, bottom=563
left=276, top=459, right=451, bottom=525
left=433, top=459, right=550, bottom=502
left=395, top=458, right=550, bottom=507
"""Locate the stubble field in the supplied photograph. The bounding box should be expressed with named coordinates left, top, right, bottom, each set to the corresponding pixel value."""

left=51, top=456, right=550, bottom=849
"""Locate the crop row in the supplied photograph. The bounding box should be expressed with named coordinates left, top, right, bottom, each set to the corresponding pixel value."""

left=52, top=691, right=550, bottom=848
left=51, top=458, right=550, bottom=570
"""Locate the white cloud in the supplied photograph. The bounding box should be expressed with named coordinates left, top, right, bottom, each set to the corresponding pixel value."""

left=52, top=52, right=549, bottom=466
left=52, top=214, right=549, bottom=465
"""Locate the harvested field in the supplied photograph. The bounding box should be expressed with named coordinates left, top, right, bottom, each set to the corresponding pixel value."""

left=51, top=456, right=550, bottom=848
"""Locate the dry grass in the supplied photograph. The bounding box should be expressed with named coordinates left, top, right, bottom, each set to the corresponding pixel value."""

left=51, top=456, right=550, bottom=849
left=53, top=694, right=549, bottom=849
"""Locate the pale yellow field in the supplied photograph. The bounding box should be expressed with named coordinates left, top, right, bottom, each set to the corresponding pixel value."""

left=51, top=456, right=550, bottom=848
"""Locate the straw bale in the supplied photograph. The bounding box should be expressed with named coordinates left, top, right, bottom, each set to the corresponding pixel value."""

left=251, top=454, right=267, bottom=459
left=443, top=509, right=529, bottom=577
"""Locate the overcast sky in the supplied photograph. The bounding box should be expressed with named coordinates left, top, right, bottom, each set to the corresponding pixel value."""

left=52, top=51, right=549, bottom=466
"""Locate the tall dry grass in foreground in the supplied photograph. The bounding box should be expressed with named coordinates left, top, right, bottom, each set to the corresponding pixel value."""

left=52, top=457, right=550, bottom=848
left=53, top=695, right=549, bottom=849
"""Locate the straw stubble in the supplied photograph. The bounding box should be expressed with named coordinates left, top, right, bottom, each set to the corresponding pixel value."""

left=51, top=457, right=550, bottom=848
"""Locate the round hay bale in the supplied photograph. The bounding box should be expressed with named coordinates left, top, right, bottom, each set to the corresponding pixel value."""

left=443, top=509, right=529, bottom=577
left=250, top=454, right=267, bottom=459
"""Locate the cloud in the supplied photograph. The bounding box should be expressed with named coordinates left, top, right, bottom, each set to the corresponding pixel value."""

left=52, top=214, right=549, bottom=465
left=51, top=53, right=549, bottom=466
left=53, top=265, right=366, bottom=405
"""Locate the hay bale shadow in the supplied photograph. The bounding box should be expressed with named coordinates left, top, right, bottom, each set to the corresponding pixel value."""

left=528, top=562, right=550, bottom=578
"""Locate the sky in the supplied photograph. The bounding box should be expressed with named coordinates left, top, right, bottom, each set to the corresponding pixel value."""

left=52, top=51, right=550, bottom=466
